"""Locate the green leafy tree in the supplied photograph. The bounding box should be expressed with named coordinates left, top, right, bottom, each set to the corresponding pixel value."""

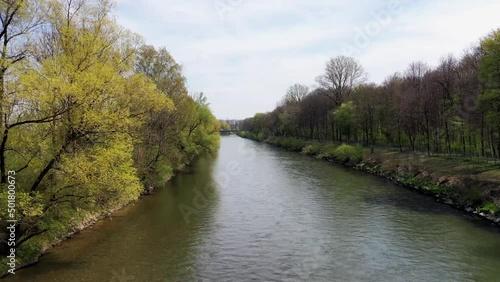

left=333, top=101, right=357, bottom=141
left=0, top=0, right=173, bottom=256
left=479, top=29, right=500, bottom=155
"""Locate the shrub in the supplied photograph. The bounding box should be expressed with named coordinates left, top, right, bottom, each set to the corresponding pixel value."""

left=289, top=139, right=306, bottom=151
left=318, top=144, right=337, bottom=159
left=302, top=143, right=322, bottom=155
left=480, top=202, right=500, bottom=215
left=257, top=132, right=267, bottom=141
left=276, top=137, right=290, bottom=148
left=460, top=186, right=485, bottom=207
left=237, top=131, right=257, bottom=140
left=333, top=144, right=364, bottom=163
left=275, top=137, right=305, bottom=151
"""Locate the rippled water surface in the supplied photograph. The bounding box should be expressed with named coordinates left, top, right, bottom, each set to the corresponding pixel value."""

left=6, top=135, right=500, bottom=281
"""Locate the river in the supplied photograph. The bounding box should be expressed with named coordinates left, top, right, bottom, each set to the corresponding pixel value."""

left=6, top=135, right=500, bottom=281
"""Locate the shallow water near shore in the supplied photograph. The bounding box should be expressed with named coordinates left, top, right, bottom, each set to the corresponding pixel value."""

left=5, top=135, right=500, bottom=281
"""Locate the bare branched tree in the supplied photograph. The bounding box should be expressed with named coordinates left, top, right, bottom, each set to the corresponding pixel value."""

left=282, top=83, right=309, bottom=104
left=404, top=61, right=430, bottom=91
left=316, top=56, right=367, bottom=106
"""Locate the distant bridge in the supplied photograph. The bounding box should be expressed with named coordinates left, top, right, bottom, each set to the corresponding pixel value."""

left=219, top=130, right=238, bottom=134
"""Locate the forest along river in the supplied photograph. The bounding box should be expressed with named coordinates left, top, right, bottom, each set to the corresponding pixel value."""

left=5, top=135, right=500, bottom=281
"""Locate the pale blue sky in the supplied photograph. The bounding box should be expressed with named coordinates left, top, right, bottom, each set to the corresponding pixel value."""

left=115, top=0, right=500, bottom=119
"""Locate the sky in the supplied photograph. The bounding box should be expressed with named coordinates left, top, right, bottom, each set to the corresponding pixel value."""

left=114, top=0, right=500, bottom=120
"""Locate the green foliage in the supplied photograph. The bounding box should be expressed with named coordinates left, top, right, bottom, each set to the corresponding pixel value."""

left=334, top=101, right=357, bottom=137
left=479, top=90, right=500, bottom=127
left=252, top=113, right=266, bottom=134
left=237, top=131, right=259, bottom=140
left=133, top=46, right=220, bottom=188
left=0, top=0, right=220, bottom=267
left=480, top=202, right=500, bottom=215
left=220, top=121, right=231, bottom=130
left=480, top=29, right=500, bottom=132
left=318, top=144, right=337, bottom=159
left=302, top=143, right=322, bottom=155
left=257, top=132, right=267, bottom=141
left=275, top=138, right=306, bottom=151
left=460, top=187, right=485, bottom=207
left=303, top=143, right=365, bottom=163
left=333, top=144, right=365, bottom=163
left=480, top=29, right=500, bottom=88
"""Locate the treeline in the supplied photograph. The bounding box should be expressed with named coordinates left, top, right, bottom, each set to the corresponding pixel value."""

left=0, top=0, right=219, bottom=265
left=241, top=29, right=500, bottom=158
left=219, top=119, right=241, bottom=131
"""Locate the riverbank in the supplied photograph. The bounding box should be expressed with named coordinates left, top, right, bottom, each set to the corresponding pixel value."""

left=238, top=132, right=500, bottom=226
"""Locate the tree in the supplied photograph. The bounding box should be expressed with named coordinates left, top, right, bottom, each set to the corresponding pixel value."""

left=400, top=62, right=430, bottom=151
left=0, top=0, right=48, bottom=106
left=479, top=29, right=500, bottom=157
left=299, top=90, right=331, bottom=140
left=379, top=74, right=402, bottom=148
left=316, top=56, right=367, bottom=107
left=0, top=0, right=171, bottom=253
left=458, top=46, right=484, bottom=156
left=434, top=55, right=458, bottom=155
left=283, top=83, right=309, bottom=104
left=220, top=121, right=231, bottom=130
left=135, top=45, right=187, bottom=96
left=420, top=71, right=441, bottom=155
left=333, top=101, right=357, bottom=142
left=352, top=84, right=380, bottom=145
left=134, top=45, right=219, bottom=186
left=191, top=92, right=210, bottom=107
left=0, top=0, right=49, bottom=183
left=0, top=0, right=220, bottom=261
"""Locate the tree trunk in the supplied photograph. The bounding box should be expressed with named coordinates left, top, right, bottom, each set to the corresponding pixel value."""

left=497, top=127, right=500, bottom=161
left=398, top=123, right=402, bottom=152
left=481, top=115, right=485, bottom=157
left=445, top=120, right=451, bottom=156
left=491, top=129, right=497, bottom=158
left=461, top=124, right=466, bottom=156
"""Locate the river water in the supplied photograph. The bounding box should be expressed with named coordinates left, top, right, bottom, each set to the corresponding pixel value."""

left=6, top=135, right=500, bottom=281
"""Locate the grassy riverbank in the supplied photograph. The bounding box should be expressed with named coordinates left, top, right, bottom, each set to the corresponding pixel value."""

left=238, top=132, right=500, bottom=224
